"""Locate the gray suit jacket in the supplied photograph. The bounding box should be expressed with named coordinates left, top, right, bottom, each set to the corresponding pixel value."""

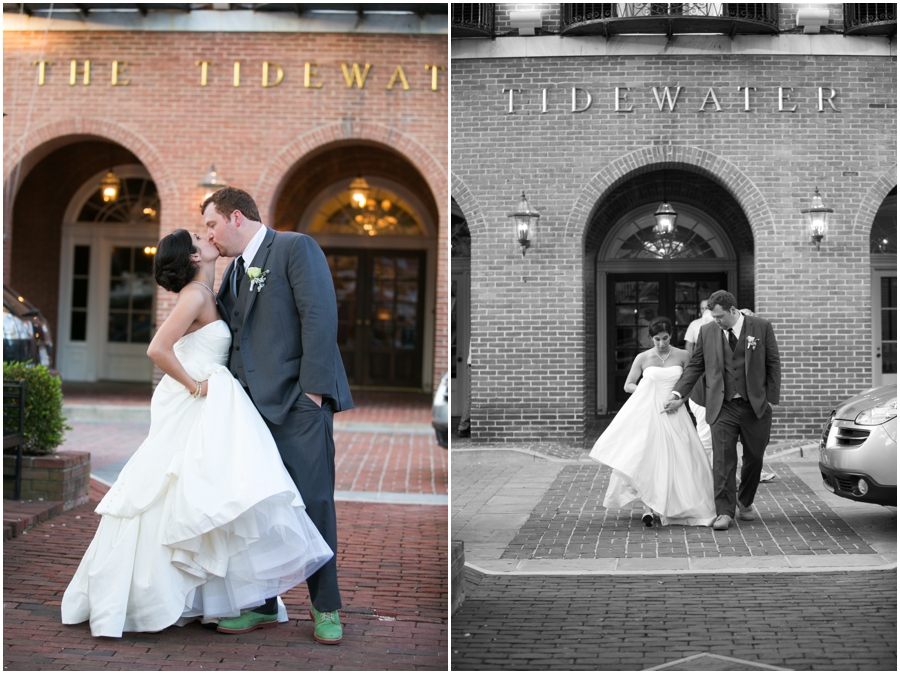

left=673, top=315, right=781, bottom=423
left=217, top=228, right=354, bottom=424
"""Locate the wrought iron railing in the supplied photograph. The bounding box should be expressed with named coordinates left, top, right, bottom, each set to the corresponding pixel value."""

left=844, top=3, right=897, bottom=35
left=561, top=3, right=779, bottom=34
left=451, top=3, right=495, bottom=37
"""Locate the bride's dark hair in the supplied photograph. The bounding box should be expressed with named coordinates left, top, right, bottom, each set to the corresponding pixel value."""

left=154, top=229, right=198, bottom=293
left=648, top=316, right=673, bottom=337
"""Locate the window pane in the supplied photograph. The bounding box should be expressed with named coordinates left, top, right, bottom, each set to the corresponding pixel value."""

left=70, top=310, right=87, bottom=341
left=72, top=278, right=89, bottom=309
left=108, top=312, right=129, bottom=342
left=109, top=279, right=130, bottom=310
left=74, top=245, right=91, bottom=275
left=132, top=278, right=154, bottom=311
left=134, top=248, right=154, bottom=275
left=110, top=248, right=131, bottom=278
left=131, top=313, right=152, bottom=343
left=883, top=343, right=897, bottom=375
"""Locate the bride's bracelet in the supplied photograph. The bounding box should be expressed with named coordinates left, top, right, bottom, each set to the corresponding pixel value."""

left=190, top=380, right=202, bottom=398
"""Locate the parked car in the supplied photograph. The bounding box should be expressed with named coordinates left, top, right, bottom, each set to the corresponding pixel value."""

left=3, top=286, right=54, bottom=370
left=819, top=383, right=896, bottom=507
left=432, top=371, right=448, bottom=448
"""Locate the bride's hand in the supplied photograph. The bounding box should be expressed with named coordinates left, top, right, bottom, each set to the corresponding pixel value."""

left=200, top=380, right=209, bottom=396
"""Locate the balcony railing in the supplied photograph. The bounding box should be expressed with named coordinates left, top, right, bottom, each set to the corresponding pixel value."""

left=451, top=3, right=495, bottom=38
left=560, top=3, right=779, bottom=38
left=844, top=3, right=896, bottom=36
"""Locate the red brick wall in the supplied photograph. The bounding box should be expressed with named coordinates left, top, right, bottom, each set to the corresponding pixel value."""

left=452, top=53, right=896, bottom=445
left=3, top=30, right=448, bottom=392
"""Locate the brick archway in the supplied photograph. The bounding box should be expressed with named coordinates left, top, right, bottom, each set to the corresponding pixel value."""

left=3, top=117, right=176, bottom=207
left=451, top=172, right=486, bottom=238
left=565, top=146, right=773, bottom=247
left=853, top=164, right=897, bottom=239
left=255, top=121, right=447, bottom=227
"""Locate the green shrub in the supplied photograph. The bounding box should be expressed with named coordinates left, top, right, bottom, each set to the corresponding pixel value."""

left=3, top=361, right=72, bottom=456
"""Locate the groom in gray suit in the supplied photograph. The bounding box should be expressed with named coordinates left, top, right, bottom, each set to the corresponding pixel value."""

left=663, top=290, right=781, bottom=531
left=202, top=187, right=353, bottom=643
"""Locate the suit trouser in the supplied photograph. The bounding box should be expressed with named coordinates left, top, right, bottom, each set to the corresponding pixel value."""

left=264, top=393, right=342, bottom=612
left=710, top=398, right=772, bottom=517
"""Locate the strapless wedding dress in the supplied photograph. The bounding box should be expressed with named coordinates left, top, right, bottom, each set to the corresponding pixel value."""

left=61, top=320, right=334, bottom=637
left=589, top=365, right=716, bottom=527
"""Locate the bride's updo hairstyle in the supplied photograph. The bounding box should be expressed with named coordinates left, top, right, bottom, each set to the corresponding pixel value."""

left=154, top=229, right=198, bottom=293
left=648, top=316, right=674, bottom=337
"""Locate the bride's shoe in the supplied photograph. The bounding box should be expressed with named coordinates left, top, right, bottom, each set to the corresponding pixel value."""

left=641, top=513, right=654, bottom=527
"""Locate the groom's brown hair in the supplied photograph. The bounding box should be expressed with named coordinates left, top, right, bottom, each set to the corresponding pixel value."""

left=707, top=290, right=737, bottom=312
left=200, top=186, right=261, bottom=222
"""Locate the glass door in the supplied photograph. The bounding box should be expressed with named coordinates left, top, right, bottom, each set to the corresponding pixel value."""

left=325, top=249, right=426, bottom=389
left=450, top=262, right=471, bottom=415
left=607, top=273, right=726, bottom=409
left=873, top=271, right=897, bottom=386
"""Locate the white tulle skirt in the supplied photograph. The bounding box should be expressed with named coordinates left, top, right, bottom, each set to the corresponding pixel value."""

left=61, top=362, right=333, bottom=637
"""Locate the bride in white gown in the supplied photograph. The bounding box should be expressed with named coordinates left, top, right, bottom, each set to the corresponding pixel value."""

left=61, top=229, right=333, bottom=638
left=590, top=316, right=716, bottom=527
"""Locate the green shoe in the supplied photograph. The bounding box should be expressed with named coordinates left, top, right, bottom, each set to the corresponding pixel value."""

left=216, top=610, right=278, bottom=634
left=309, top=605, right=342, bottom=644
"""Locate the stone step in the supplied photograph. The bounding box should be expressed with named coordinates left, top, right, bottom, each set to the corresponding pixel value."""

left=2, top=499, right=64, bottom=539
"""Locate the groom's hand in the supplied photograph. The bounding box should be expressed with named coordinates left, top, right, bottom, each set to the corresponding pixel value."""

left=306, top=392, right=322, bottom=407
left=663, top=394, right=684, bottom=414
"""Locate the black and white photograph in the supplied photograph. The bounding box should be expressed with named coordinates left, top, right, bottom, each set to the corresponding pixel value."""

left=450, top=3, right=896, bottom=670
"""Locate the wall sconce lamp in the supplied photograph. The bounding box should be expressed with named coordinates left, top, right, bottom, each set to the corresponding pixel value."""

left=100, top=169, right=121, bottom=203
left=653, top=167, right=678, bottom=236
left=198, top=164, right=227, bottom=199
left=801, top=186, right=833, bottom=251
left=508, top=191, right=540, bottom=257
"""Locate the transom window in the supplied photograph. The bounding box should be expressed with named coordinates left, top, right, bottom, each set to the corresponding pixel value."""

left=77, top=177, right=160, bottom=224
left=606, top=204, right=728, bottom=260
left=308, top=187, right=425, bottom=237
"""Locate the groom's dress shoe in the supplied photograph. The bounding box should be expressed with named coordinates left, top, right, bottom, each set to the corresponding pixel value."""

left=712, top=514, right=733, bottom=530
left=310, top=606, right=342, bottom=644
left=216, top=610, right=278, bottom=634
left=737, top=501, right=757, bottom=521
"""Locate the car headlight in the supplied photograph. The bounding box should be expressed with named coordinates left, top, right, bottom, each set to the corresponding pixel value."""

left=855, top=398, right=897, bottom=426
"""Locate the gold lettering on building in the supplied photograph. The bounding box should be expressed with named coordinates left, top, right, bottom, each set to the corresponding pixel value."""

left=615, top=86, right=633, bottom=113
left=571, top=88, right=592, bottom=113
left=32, top=60, right=51, bottom=86
left=262, top=62, right=284, bottom=88
left=304, top=62, right=324, bottom=89
left=426, top=64, right=445, bottom=91
left=778, top=86, right=797, bottom=113
left=111, top=61, right=130, bottom=86
left=195, top=60, right=213, bottom=87
left=69, top=60, right=91, bottom=86
left=233, top=61, right=241, bottom=88
left=738, top=85, right=755, bottom=111
left=503, top=87, right=521, bottom=114
left=698, top=87, right=721, bottom=112
left=341, top=63, right=371, bottom=89
left=386, top=65, right=410, bottom=91
left=818, top=87, right=840, bottom=112
left=651, top=86, right=682, bottom=112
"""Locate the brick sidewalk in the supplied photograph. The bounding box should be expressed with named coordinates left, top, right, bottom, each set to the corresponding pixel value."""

left=452, top=568, right=896, bottom=670
left=4, top=493, right=446, bottom=670
left=501, top=462, right=874, bottom=560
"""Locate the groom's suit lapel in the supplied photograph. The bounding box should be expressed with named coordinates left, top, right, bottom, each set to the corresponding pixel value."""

left=216, top=259, right=236, bottom=321
left=241, top=228, right=276, bottom=324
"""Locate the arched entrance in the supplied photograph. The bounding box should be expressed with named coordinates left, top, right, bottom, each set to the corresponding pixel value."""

left=870, top=186, right=897, bottom=386
left=450, top=197, right=471, bottom=418
left=57, top=166, right=161, bottom=382
left=5, top=137, right=161, bottom=381
left=273, top=142, right=438, bottom=391
left=586, top=166, right=753, bottom=417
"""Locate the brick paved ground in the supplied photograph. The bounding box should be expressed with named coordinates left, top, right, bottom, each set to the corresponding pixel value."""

left=501, top=463, right=874, bottom=560
left=451, top=568, right=896, bottom=670
left=5, top=495, right=446, bottom=670
left=4, top=391, right=446, bottom=670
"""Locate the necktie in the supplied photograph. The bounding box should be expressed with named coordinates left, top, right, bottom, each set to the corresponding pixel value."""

left=232, top=255, right=244, bottom=298
left=727, top=328, right=737, bottom=352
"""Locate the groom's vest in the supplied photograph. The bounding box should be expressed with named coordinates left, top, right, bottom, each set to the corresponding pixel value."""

left=723, top=329, right=749, bottom=402
left=224, top=281, right=250, bottom=388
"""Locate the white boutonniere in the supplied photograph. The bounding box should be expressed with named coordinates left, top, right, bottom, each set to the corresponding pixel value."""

left=746, top=335, right=758, bottom=351
left=247, top=267, right=270, bottom=292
